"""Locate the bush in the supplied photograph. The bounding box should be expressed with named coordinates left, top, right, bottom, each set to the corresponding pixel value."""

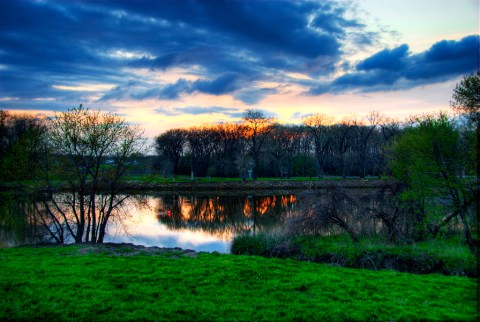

left=231, top=232, right=299, bottom=258
left=230, top=234, right=270, bottom=256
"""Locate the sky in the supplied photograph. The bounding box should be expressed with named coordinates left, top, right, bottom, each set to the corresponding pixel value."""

left=0, top=0, right=478, bottom=137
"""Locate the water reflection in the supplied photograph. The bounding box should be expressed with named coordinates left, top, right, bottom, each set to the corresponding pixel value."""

left=0, top=189, right=394, bottom=252
left=102, top=194, right=296, bottom=253
left=1, top=193, right=297, bottom=250
left=0, top=192, right=42, bottom=247
left=156, top=195, right=297, bottom=238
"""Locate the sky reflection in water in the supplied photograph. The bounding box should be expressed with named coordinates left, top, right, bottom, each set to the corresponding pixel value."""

left=104, top=195, right=297, bottom=253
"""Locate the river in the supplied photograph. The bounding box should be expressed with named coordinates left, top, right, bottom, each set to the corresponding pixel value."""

left=0, top=192, right=298, bottom=253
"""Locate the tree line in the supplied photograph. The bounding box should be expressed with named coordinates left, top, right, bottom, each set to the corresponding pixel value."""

left=154, top=110, right=403, bottom=179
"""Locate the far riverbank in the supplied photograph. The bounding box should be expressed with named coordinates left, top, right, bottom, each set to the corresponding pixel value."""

left=1, top=177, right=399, bottom=194
left=121, top=177, right=399, bottom=193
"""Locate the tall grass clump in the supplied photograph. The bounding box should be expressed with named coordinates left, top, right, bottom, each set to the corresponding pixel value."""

left=231, top=230, right=299, bottom=258
left=231, top=233, right=477, bottom=276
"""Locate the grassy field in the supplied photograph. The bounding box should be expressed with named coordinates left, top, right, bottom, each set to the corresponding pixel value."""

left=123, top=174, right=380, bottom=184
left=232, top=233, right=478, bottom=277
left=0, top=245, right=477, bottom=321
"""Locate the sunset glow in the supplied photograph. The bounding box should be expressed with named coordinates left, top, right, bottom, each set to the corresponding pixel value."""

left=0, top=0, right=477, bottom=138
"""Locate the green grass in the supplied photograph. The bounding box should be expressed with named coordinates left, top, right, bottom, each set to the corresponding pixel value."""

left=231, top=233, right=478, bottom=277
left=2, top=174, right=385, bottom=187
left=0, top=245, right=477, bottom=321
left=123, top=174, right=381, bottom=184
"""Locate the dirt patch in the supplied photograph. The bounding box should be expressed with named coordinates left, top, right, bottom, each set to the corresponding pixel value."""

left=32, top=243, right=204, bottom=257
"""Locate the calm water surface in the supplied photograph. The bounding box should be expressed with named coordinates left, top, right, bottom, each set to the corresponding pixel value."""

left=0, top=193, right=298, bottom=253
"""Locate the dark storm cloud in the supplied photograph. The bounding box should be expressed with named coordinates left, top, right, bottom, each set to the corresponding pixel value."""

left=112, top=73, right=253, bottom=102
left=309, top=35, right=479, bottom=95
left=234, top=88, right=279, bottom=105
left=153, top=106, right=241, bottom=117
left=356, top=44, right=409, bottom=71
left=1, top=0, right=474, bottom=109
left=405, top=35, right=479, bottom=80
left=0, top=0, right=368, bottom=106
left=133, top=79, right=194, bottom=101
left=176, top=106, right=241, bottom=116
left=192, top=73, right=247, bottom=95
left=99, top=81, right=141, bottom=101
left=102, top=0, right=350, bottom=59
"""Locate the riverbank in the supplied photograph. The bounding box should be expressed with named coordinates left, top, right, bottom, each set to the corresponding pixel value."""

left=231, top=233, right=478, bottom=277
left=124, top=177, right=395, bottom=193
left=0, top=244, right=477, bottom=321
left=0, top=177, right=398, bottom=194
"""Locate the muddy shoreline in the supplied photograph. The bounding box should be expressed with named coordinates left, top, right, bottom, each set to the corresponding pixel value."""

left=1, top=178, right=399, bottom=195
left=24, top=242, right=205, bottom=257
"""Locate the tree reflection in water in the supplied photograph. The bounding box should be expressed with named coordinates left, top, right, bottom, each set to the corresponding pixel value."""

left=156, top=195, right=297, bottom=238
left=0, top=192, right=44, bottom=247
left=2, top=187, right=434, bottom=250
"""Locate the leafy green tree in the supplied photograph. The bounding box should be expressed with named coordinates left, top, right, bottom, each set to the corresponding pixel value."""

left=450, top=72, right=479, bottom=222
left=0, top=111, right=47, bottom=181
left=389, top=113, right=476, bottom=253
left=450, top=71, right=480, bottom=127
left=450, top=72, right=479, bottom=255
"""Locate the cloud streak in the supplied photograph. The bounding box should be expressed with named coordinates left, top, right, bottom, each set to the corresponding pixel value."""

left=153, top=106, right=242, bottom=118
left=309, top=35, right=479, bottom=94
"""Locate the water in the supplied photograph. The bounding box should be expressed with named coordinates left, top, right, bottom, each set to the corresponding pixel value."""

left=0, top=192, right=297, bottom=253
left=1, top=187, right=399, bottom=252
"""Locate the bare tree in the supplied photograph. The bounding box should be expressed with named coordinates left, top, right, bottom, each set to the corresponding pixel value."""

left=155, top=129, right=185, bottom=176
left=365, top=182, right=413, bottom=242
left=242, top=110, right=276, bottom=179
left=270, top=125, right=303, bottom=178
left=289, top=186, right=359, bottom=243
left=332, top=118, right=354, bottom=178
left=185, top=126, right=218, bottom=178
left=352, top=111, right=381, bottom=178
left=37, top=105, right=145, bottom=243
left=214, top=123, right=242, bottom=177
left=302, top=113, right=335, bottom=177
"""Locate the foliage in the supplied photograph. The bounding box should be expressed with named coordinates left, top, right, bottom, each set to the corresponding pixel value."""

left=0, top=245, right=477, bottom=321
left=230, top=233, right=273, bottom=256
left=0, top=111, right=47, bottom=181
left=450, top=71, right=480, bottom=127
left=388, top=113, right=477, bottom=251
